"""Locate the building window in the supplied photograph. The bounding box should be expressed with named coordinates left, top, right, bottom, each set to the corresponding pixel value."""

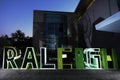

left=44, top=13, right=67, bottom=50
left=59, top=24, right=64, bottom=32
left=117, top=0, right=120, bottom=10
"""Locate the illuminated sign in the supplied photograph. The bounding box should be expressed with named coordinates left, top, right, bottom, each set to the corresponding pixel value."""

left=2, top=46, right=118, bottom=69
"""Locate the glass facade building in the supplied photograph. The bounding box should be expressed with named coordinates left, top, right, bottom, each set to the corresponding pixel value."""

left=44, top=13, right=67, bottom=50
left=33, top=10, right=73, bottom=52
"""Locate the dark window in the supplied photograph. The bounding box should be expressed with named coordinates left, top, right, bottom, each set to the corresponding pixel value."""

left=59, top=24, right=64, bottom=32
left=117, top=0, right=120, bottom=10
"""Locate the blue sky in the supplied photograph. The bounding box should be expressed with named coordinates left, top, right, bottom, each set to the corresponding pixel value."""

left=0, top=0, right=80, bottom=37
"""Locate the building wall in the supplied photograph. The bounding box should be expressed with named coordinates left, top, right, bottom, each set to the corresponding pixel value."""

left=33, top=11, right=44, bottom=51
left=76, top=0, right=120, bottom=48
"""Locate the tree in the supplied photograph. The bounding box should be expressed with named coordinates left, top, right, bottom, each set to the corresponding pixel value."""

left=11, top=30, right=25, bottom=42
left=0, top=34, right=9, bottom=47
left=10, top=30, right=32, bottom=48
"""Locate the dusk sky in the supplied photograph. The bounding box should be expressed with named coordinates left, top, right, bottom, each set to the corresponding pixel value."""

left=0, top=0, right=80, bottom=37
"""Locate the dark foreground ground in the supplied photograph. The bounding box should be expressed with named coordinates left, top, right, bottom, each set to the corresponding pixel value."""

left=0, top=69, right=120, bottom=80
